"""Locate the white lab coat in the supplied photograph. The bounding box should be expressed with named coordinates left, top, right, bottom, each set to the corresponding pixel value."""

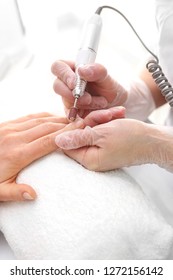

left=155, top=0, right=173, bottom=125
left=126, top=0, right=173, bottom=234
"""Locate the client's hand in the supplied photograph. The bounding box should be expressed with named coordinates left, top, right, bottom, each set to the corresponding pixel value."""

left=0, top=112, right=83, bottom=202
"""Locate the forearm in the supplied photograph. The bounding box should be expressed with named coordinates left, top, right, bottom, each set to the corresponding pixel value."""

left=143, top=123, right=173, bottom=172
left=139, top=67, right=166, bottom=108
left=123, top=78, right=156, bottom=121
left=123, top=67, right=166, bottom=121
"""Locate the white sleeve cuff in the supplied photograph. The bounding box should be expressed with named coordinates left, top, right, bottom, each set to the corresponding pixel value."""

left=123, top=78, right=156, bottom=121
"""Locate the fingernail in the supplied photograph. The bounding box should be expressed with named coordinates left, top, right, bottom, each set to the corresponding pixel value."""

left=112, top=106, right=126, bottom=114
left=23, top=192, right=34, bottom=200
left=79, top=65, right=93, bottom=77
left=74, top=119, right=84, bottom=128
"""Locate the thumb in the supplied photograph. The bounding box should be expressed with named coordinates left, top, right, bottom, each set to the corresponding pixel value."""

left=0, top=181, right=37, bottom=202
left=55, top=126, right=96, bottom=150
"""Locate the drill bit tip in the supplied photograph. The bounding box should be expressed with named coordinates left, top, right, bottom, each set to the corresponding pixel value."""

left=68, top=97, right=79, bottom=122
left=68, top=106, right=78, bottom=122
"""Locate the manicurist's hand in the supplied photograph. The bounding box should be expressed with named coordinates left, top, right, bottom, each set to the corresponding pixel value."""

left=55, top=118, right=173, bottom=173
left=51, top=60, right=128, bottom=118
left=0, top=112, right=83, bottom=202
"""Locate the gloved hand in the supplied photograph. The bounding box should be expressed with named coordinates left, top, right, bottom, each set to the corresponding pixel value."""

left=83, top=106, right=125, bottom=127
left=55, top=118, right=173, bottom=173
left=51, top=60, right=128, bottom=118
left=51, top=60, right=156, bottom=120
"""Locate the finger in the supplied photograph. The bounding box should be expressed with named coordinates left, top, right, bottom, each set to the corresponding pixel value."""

left=10, top=116, right=68, bottom=132
left=51, top=60, right=75, bottom=75
left=55, top=126, right=96, bottom=150
left=51, top=60, right=76, bottom=87
left=0, top=180, right=36, bottom=202
left=21, top=122, right=67, bottom=142
left=52, top=62, right=108, bottom=109
left=54, top=78, right=92, bottom=106
left=84, top=107, right=125, bottom=127
left=78, top=64, right=120, bottom=103
left=78, top=63, right=107, bottom=82
left=23, top=119, right=85, bottom=164
left=62, top=92, right=107, bottom=111
left=53, top=78, right=75, bottom=100
left=5, top=112, right=54, bottom=124
left=78, top=95, right=108, bottom=109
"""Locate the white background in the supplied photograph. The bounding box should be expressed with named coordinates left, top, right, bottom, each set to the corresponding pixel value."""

left=0, top=0, right=157, bottom=79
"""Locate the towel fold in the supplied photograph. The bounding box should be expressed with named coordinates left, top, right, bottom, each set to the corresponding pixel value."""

left=0, top=151, right=173, bottom=259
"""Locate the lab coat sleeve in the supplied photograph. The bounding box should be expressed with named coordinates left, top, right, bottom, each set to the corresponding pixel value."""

left=155, top=0, right=173, bottom=86
left=155, top=0, right=173, bottom=125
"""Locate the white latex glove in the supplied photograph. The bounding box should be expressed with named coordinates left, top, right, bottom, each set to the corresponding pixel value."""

left=123, top=78, right=156, bottom=121
left=55, top=119, right=173, bottom=173
left=51, top=61, right=127, bottom=118
left=52, top=61, right=155, bottom=120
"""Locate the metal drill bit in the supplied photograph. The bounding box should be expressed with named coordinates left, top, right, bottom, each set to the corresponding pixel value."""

left=68, top=97, right=79, bottom=121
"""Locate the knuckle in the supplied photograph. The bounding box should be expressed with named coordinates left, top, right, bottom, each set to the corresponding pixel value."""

left=1, top=124, right=15, bottom=134
left=25, top=113, right=37, bottom=119
left=51, top=60, right=64, bottom=75
left=25, top=112, right=51, bottom=120
left=51, top=61, right=57, bottom=74
left=42, top=122, right=60, bottom=131
left=35, top=118, right=58, bottom=127
left=51, top=60, right=62, bottom=74
left=40, top=135, right=54, bottom=150
left=12, top=147, right=25, bottom=162
left=61, top=70, right=71, bottom=85
left=1, top=133, right=14, bottom=146
left=53, top=79, right=60, bottom=93
left=33, top=118, right=44, bottom=125
left=0, top=134, right=25, bottom=165
left=5, top=147, right=23, bottom=165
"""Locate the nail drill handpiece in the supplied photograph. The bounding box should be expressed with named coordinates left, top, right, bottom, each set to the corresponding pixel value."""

left=68, top=12, right=102, bottom=121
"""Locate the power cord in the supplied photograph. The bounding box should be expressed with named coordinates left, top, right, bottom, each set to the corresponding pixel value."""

left=96, top=5, right=173, bottom=107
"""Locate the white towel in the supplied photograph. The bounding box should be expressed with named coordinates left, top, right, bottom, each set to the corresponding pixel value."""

left=0, top=63, right=173, bottom=260
left=0, top=151, right=173, bottom=259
